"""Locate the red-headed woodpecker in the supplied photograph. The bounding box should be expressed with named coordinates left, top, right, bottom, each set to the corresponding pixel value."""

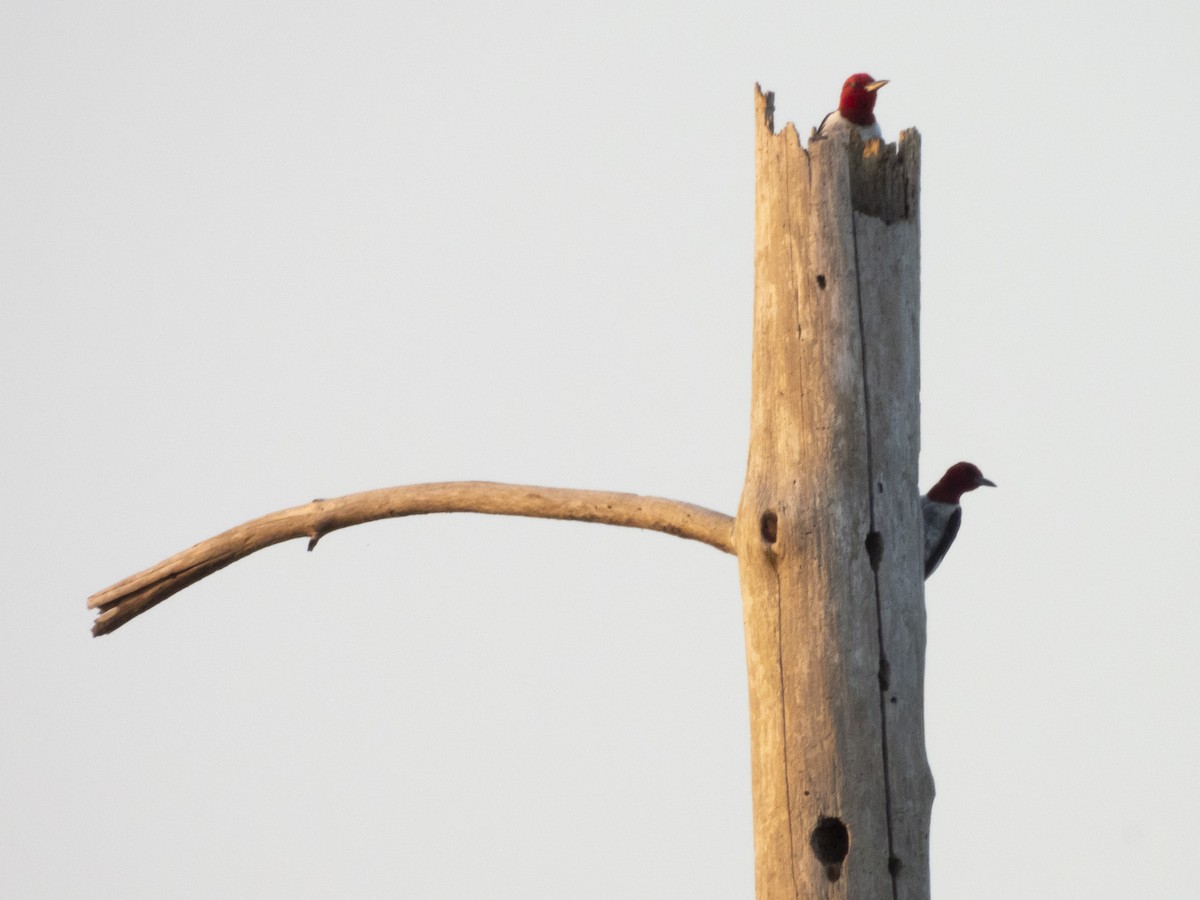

left=922, top=462, right=995, bottom=579
left=813, top=73, right=889, bottom=141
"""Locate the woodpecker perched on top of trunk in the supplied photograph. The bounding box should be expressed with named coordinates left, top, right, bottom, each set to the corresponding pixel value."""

left=922, top=462, right=995, bottom=579
left=813, top=73, right=889, bottom=142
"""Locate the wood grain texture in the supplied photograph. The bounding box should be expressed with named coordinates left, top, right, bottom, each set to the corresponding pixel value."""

left=735, top=85, right=926, bottom=899
left=855, top=132, right=932, bottom=900
left=88, top=483, right=734, bottom=636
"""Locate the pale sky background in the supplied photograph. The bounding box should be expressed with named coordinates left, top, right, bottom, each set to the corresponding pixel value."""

left=4, top=1, right=1199, bottom=897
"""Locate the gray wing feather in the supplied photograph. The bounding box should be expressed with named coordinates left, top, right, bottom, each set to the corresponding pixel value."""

left=924, top=506, right=962, bottom=579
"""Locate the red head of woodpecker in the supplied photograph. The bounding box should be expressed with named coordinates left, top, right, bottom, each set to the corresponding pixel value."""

left=922, top=462, right=995, bottom=579
left=813, top=73, right=889, bottom=141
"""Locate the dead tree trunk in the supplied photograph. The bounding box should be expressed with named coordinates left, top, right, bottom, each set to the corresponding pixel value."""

left=87, top=83, right=930, bottom=900
left=733, top=86, right=928, bottom=898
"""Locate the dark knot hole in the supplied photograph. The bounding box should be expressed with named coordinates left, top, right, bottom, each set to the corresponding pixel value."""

left=759, top=511, right=778, bottom=544
left=810, top=816, right=849, bottom=882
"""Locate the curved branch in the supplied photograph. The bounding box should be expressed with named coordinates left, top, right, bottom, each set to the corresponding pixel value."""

left=88, top=481, right=736, bottom=636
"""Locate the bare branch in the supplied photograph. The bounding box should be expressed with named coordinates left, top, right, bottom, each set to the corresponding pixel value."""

left=88, top=481, right=735, bottom=636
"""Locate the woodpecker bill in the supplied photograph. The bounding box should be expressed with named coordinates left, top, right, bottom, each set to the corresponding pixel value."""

left=813, top=73, right=889, bottom=142
left=922, top=462, right=995, bottom=579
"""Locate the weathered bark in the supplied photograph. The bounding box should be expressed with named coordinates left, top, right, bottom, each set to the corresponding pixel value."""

left=733, top=85, right=927, bottom=899
left=89, top=483, right=734, bottom=636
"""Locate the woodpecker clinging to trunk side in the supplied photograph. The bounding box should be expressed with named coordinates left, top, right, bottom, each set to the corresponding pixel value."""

left=922, top=462, right=995, bottom=579
left=813, top=73, right=889, bottom=142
